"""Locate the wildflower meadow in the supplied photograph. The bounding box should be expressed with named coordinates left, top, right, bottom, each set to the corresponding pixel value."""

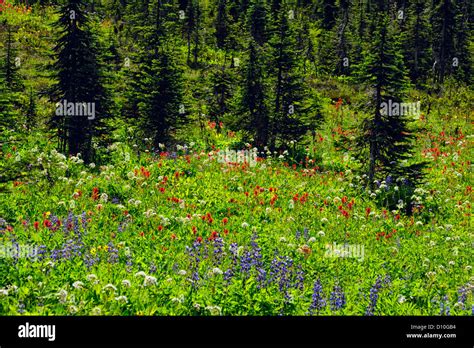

left=0, top=0, right=472, bottom=317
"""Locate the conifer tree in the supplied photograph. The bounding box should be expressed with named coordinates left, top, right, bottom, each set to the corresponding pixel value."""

left=0, top=20, right=21, bottom=132
left=267, top=9, right=308, bottom=150
left=127, top=0, right=186, bottom=147
left=431, top=0, right=456, bottom=85
left=452, top=0, right=472, bottom=84
left=49, top=0, right=111, bottom=163
left=185, top=0, right=202, bottom=66
left=402, top=0, right=431, bottom=88
left=247, top=0, right=268, bottom=46
left=237, top=40, right=270, bottom=148
left=215, top=0, right=230, bottom=49
left=352, top=5, right=425, bottom=189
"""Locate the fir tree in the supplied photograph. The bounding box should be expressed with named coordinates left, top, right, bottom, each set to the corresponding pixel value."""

left=127, top=0, right=186, bottom=147
left=237, top=40, right=270, bottom=148
left=431, top=0, right=456, bottom=85
left=247, top=0, right=268, bottom=46
left=268, top=9, right=308, bottom=150
left=49, top=0, right=111, bottom=163
left=402, top=0, right=432, bottom=88
left=352, top=7, right=425, bottom=190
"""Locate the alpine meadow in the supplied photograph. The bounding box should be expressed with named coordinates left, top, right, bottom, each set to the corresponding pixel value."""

left=0, top=0, right=472, bottom=317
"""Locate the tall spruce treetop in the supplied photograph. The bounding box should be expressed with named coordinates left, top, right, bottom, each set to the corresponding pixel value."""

left=431, top=0, right=456, bottom=86
left=50, top=0, right=110, bottom=163
left=237, top=40, right=270, bottom=148
left=353, top=5, right=425, bottom=193
left=127, top=0, right=186, bottom=147
left=247, top=0, right=268, bottom=46
left=0, top=20, right=22, bottom=132
left=268, top=9, right=308, bottom=150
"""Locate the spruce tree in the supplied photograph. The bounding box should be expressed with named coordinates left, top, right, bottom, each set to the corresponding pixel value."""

left=49, top=0, right=111, bottom=163
left=247, top=0, right=268, bottom=46
left=402, top=0, right=432, bottom=88
left=431, top=0, right=456, bottom=85
left=237, top=40, right=270, bottom=148
left=128, top=0, right=186, bottom=147
left=2, top=20, right=23, bottom=92
left=184, top=0, right=202, bottom=66
left=268, top=9, right=308, bottom=150
left=215, top=0, right=230, bottom=49
left=0, top=20, right=22, bottom=133
left=209, top=60, right=235, bottom=128
left=452, top=0, right=472, bottom=84
left=334, top=0, right=351, bottom=75
left=352, top=6, right=425, bottom=190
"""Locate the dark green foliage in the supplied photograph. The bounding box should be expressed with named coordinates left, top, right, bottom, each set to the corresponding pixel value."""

left=267, top=9, right=309, bottom=150
left=351, top=9, right=425, bottom=188
left=127, top=0, right=187, bottom=147
left=236, top=40, right=270, bottom=148
left=402, top=0, right=432, bottom=88
left=49, top=0, right=112, bottom=163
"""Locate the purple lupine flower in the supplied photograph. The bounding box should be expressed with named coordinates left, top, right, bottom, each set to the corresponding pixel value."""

left=457, top=287, right=467, bottom=310
left=365, top=276, right=383, bottom=316
left=28, top=245, right=38, bottom=262
left=278, top=257, right=291, bottom=293
left=250, top=232, right=263, bottom=268
left=37, top=245, right=47, bottom=261
left=330, top=284, right=346, bottom=311
left=73, top=214, right=81, bottom=238
left=202, top=240, right=209, bottom=260
left=186, top=239, right=203, bottom=287
left=256, top=267, right=267, bottom=289
left=111, top=197, right=120, bottom=204
left=223, top=269, right=233, bottom=285
left=240, top=250, right=252, bottom=277
left=64, top=211, right=74, bottom=234
left=11, top=237, right=20, bottom=264
left=149, top=262, right=157, bottom=274
left=107, top=242, right=119, bottom=264
left=268, top=256, right=281, bottom=285
left=294, top=265, right=304, bottom=291
left=50, top=215, right=60, bottom=231
left=440, top=295, right=450, bottom=316
left=309, top=279, right=326, bottom=314
left=50, top=249, right=60, bottom=262
left=295, top=230, right=301, bottom=241
left=229, top=243, right=238, bottom=267
left=213, top=237, right=224, bottom=264
left=125, top=254, right=133, bottom=273
left=17, top=302, right=25, bottom=314
left=84, top=253, right=99, bottom=269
